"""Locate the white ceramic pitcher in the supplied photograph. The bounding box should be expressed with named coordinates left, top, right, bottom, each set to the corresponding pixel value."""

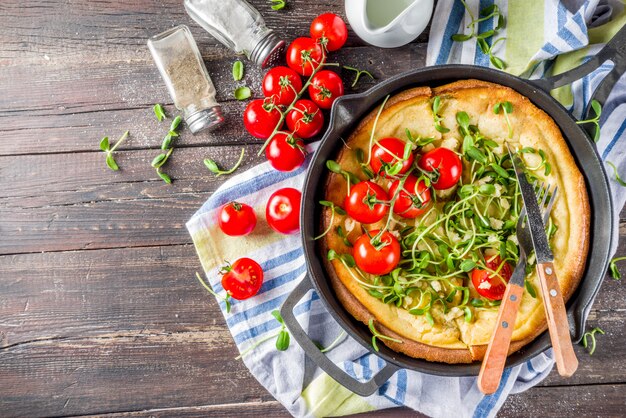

left=345, top=0, right=434, bottom=48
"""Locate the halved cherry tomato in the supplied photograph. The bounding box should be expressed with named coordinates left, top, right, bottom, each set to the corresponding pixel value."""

left=417, top=147, right=462, bottom=190
left=353, top=230, right=400, bottom=275
left=310, top=13, right=348, bottom=52
left=218, top=201, right=257, bottom=236
left=286, top=99, right=324, bottom=139
left=308, top=70, right=344, bottom=109
left=262, top=66, right=303, bottom=106
left=266, top=133, right=306, bottom=172
left=388, top=175, right=431, bottom=218
left=370, top=137, right=414, bottom=177
left=471, top=255, right=513, bottom=301
left=286, top=37, right=324, bottom=76
left=221, top=258, right=264, bottom=300
left=243, top=99, right=282, bottom=139
left=266, top=188, right=301, bottom=234
left=344, top=181, right=389, bottom=224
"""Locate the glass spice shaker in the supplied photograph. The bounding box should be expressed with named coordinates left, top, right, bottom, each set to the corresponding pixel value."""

left=147, top=25, right=224, bottom=134
left=184, top=0, right=285, bottom=68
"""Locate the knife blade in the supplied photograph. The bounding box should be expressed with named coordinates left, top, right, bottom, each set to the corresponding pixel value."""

left=505, top=143, right=578, bottom=377
left=507, top=146, right=553, bottom=263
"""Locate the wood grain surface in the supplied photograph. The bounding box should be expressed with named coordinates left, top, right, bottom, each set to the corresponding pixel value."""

left=1, top=0, right=625, bottom=417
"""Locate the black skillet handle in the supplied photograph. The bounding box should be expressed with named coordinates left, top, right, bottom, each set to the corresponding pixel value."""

left=531, top=23, right=626, bottom=118
left=280, top=277, right=400, bottom=397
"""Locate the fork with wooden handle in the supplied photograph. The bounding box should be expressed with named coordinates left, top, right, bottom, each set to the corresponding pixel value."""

left=478, top=183, right=557, bottom=395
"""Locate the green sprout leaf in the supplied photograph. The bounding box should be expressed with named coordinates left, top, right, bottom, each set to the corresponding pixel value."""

left=106, top=154, right=119, bottom=171
left=343, top=65, right=375, bottom=88
left=609, top=256, right=626, bottom=280
left=100, top=136, right=110, bottom=151
left=195, top=272, right=231, bottom=313
left=576, top=99, right=602, bottom=142
left=581, top=327, right=605, bottom=355
left=234, top=86, right=252, bottom=100
left=269, top=0, right=286, bottom=10
left=232, top=60, right=244, bottom=81
left=100, top=131, right=129, bottom=171
left=153, top=103, right=166, bottom=122
left=606, top=161, right=626, bottom=187
left=204, top=147, right=246, bottom=177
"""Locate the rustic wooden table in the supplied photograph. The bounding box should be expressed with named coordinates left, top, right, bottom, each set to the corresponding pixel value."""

left=1, top=1, right=625, bottom=416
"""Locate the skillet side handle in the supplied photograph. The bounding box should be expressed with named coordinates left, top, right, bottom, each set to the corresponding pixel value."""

left=530, top=24, right=626, bottom=104
left=280, top=277, right=400, bottom=397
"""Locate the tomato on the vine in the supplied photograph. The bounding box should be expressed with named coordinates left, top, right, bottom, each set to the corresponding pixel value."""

left=388, top=175, right=431, bottom=218
left=353, top=230, right=400, bottom=275
left=370, top=137, right=414, bottom=177
left=471, top=255, right=513, bottom=301
left=218, top=201, right=257, bottom=236
left=220, top=258, right=264, bottom=300
left=266, top=188, right=301, bottom=234
left=417, top=147, right=462, bottom=190
left=344, top=181, right=389, bottom=224
left=266, top=133, right=306, bottom=172
left=285, top=99, right=324, bottom=138
left=308, top=70, right=344, bottom=109
left=243, top=99, right=283, bottom=139
left=262, top=66, right=303, bottom=106
left=310, top=13, right=348, bottom=52
left=286, top=37, right=324, bottom=76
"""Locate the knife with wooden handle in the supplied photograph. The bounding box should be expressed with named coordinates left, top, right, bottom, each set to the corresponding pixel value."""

left=507, top=145, right=578, bottom=377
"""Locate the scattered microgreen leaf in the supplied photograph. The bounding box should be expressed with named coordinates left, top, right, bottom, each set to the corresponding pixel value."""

left=195, top=272, right=231, bottom=313
left=368, top=319, right=403, bottom=352
left=581, top=327, right=604, bottom=355
left=525, top=279, right=537, bottom=298
left=343, top=65, right=375, bottom=88
left=576, top=99, right=602, bottom=142
left=269, top=0, right=286, bottom=10
left=451, top=1, right=505, bottom=44
left=494, top=101, right=514, bottom=138
left=609, top=256, right=626, bottom=280
left=204, top=147, right=245, bottom=177
left=232, top=60, right=244, bottom=81
left=153, top=104, right=166, bottom=122
left=315, top=201, right=347, bottom=240
left=234, top=86, right=252, bottom=100
left=606, top=161, right=626, bottom=187
left=432, top=96, right=450, bottom=133
left=236, top=309, right=291, bottom=359
left=100, top=130, right=129, bottom=171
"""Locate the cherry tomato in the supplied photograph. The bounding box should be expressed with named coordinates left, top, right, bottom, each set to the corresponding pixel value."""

left=286, top=37, right=324, bottom=76
left=417, top=147, right=462, bottom=190
left=310, top=13, right=348, bottom=52
left=353, top=230, right=401, bottom=275
left=308, top=70, right=344, bottom=109
left=471, top=255, right=513, bottom=300
left=218, top=201, right=257, bottom=236
left=220, top=258, right=264, bottom=300
left=266, top=133, right=306, bottom=172
left=262, top=66, right=303, bottom=106
left=388, top=175, right=431, bottom=218
left=370, top=137, right=414, bottom=177
left=266, top=188, right=301, bottom=234
left=344, top=181, right=389, bottom=224
left=285, top=99, right=324, bottom=139
left=243, top=99, right=283, bottom=139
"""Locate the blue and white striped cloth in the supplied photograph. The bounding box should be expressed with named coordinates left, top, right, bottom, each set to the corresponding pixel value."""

left=187, top=1, right=626, bottom=417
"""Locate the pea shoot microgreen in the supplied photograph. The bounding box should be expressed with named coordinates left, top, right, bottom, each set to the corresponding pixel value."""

left=609, top=256, right=626, bottom=280
left=314, top=201, right=347, bottom=240
left=494, top=101, right=514, bottom=138
left=576, top=99, right=602, bottom=142
left=343, top=65, right=375, bottom=88
left=326, top=159, right=359, bottom=194
left=232, top=60, right=244, bottom=81
left=431, top=96, right=450, bottom=133
left=153, top=103, right=166, bottom=122
left=236, top=309, right=291, bottom=360
left=315, top=331, right=347, bottom=353
left=368, top=319, right=403, bottom=352
left=452, top=2, right=505, bottom=42
left=269, top=0, right=286, bottom=10
left=606, top=161, right=626, bottom=187
left=195, top=272, right=232, bottom=313
left=525, top=279, right=537, bottom=298
left=204, top=147, right=246, bottom=177
left=581, top=327, right=604, bottom=355
left=100, top=130, right=129, bottom=171
left=152, top=115, right=182, bottom=184
left=477, top=37, right=507, bottom=69
left=234, top=86, right=252, bottom=100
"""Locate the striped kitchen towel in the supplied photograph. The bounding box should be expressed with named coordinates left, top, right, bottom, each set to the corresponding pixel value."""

left=187, top=1, right=626, bottom=417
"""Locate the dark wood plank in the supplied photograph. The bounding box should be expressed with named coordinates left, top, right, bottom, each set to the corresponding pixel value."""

left=96, top=401, right=291, bottom=418
left=1, top=45, right=422, bottom=156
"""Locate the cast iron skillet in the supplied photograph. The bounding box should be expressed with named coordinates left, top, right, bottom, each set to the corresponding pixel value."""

left=281, top=26, right=626, bottom=396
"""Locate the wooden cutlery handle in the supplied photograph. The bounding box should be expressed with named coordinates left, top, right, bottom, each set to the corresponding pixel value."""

left=537, top=262, right=579, bottom=377
left=478, top=283, right=525, bottom=395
